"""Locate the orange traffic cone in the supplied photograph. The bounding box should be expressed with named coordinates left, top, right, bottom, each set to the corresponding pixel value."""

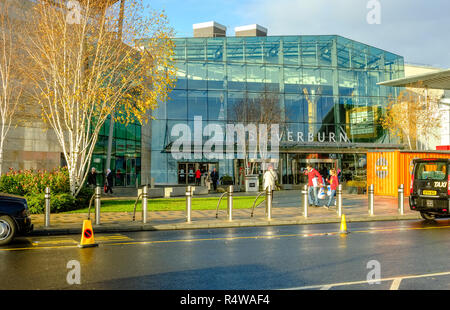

left=340, top=214, right=348, bottom=234
left=78, top=219, right=98, bottom=248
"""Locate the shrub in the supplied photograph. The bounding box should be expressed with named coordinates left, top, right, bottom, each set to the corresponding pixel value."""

left=1, top=167, right=93, bottom=214
left=26, top=193, right=76, bottom=214
left=0, top=167, right=70, bottom=196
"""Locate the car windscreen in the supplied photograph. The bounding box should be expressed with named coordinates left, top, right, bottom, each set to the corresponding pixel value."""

left=415, top=162, right=447, bottom=180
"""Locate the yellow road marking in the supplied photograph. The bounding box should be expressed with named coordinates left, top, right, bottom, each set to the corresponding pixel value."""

left=2, top=224, right=450, bottom=252
left=390, top=278, right=402, bottom=290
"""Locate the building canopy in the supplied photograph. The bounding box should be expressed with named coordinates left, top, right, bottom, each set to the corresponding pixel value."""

left=378, top=68, right=450, bottom=90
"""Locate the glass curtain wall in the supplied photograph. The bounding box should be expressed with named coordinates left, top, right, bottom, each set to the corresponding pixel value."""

left=151, top=35, right=404, bottom=184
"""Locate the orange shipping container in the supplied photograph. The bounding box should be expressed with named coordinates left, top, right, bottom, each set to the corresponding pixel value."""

left=367, top=150, right=450, bottom=197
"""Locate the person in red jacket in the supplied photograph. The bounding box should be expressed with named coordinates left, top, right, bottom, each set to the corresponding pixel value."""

left=195, top=169, right=201, bottom=186
left=304, top=164, right=323, bottom=207
left=324, top=169, right=339, bottom=209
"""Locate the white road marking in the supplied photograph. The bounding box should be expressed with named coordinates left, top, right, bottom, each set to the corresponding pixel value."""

left=281, top=270, right=450, bottom=290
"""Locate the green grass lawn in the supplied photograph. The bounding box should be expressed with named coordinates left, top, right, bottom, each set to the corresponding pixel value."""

left=66, top=195, right=266, bottom=213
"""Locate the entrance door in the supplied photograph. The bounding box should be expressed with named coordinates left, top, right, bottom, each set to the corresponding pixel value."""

left=178, top=163, right=187, bottom=184
left=126, top=158, right=136, bottom=187
left=187, top=163, right=196, bottom=184
left=178, top=162, right=219, bottom=185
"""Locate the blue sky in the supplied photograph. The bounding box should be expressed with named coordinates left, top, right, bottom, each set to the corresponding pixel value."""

left=144, top=0, right=450, bottom=69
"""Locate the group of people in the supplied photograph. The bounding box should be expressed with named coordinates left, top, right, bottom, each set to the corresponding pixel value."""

left=87, top=167, right=114, bottom=194
left=304, top=164, right=339, bottom=209
left=87, top=165, right=339, bottom=207
left=197, top=168, right=220, bottom=191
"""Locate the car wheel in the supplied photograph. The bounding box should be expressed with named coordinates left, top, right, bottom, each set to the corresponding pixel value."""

left=420, top=212, right=436, bottom=221
left=0, top=215, right=16, bottom=246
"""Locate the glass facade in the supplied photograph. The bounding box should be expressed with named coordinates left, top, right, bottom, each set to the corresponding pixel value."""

left=91, top=117, right=142, bottom=187
left=151, top=35, right=405, bottom=185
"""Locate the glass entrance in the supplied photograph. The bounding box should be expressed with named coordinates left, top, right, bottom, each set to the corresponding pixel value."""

left=178, top=162, right=218, bottom=185
left=126, top=158, right=137, bottom=187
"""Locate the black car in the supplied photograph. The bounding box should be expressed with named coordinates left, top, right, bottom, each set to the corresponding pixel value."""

left=409, top=158, right=450, bottom=220
left=0, top=193, right=33, bottom=245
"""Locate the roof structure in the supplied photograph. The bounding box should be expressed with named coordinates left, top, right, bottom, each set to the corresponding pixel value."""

left=378, top=68, right=450, bottom=90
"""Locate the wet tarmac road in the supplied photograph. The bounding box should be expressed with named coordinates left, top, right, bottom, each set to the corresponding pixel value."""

left=2, top=219, right=450, bottom=290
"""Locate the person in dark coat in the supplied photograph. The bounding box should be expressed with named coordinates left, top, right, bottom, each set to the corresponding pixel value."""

left=210, top=168, right=219, bottom=191
left=105, top=169, right=113, bottom=194
left=87, top=167, right=97, bottom=188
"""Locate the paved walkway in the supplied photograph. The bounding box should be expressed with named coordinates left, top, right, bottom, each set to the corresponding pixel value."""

left=29, top=190, right=421, bottom=236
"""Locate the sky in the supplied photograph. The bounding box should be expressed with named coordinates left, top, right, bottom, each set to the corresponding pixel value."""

left=143, top=0, right=450, bottom=69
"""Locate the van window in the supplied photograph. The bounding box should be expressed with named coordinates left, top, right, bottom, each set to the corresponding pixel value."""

left=415, top=162, right=447, bottom=180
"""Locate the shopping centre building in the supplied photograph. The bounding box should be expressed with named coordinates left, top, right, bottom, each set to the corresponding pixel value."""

left=148, top=22, right=406, bottom=187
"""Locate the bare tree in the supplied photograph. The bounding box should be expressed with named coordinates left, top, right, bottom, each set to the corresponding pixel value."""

left=0, top=1, right=23, bottom=174
left=231, top=86, right=283, bottom=176
left=21, top=0, right=176, bottom=196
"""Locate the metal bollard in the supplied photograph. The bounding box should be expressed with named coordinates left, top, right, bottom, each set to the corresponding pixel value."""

left=368, top=184, right=374, bottom=216
left=227, top=185, right=233, bottom=221
left=302, top=185, right=308, bottom=218
left=186, top=186, right=192, bottom=223
left=398, top=184, right=404, bottom=215
left=336, top=184, right=343, bottom=217
left=44, top=187, right=51, bottom=227
left=266, top=185, right=272, bottom=220
left=95, top=186, right=101, bottom=225
left=142, top=185, right=148, bottom=224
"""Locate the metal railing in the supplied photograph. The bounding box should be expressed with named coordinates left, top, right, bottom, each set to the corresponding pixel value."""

left=132, top=185, right=149, bottom=223
left=250, top=191, right=266, bottom=218
left=215, top=191, right=228, bottom=219
left=215, top=186, right=233, bottom=221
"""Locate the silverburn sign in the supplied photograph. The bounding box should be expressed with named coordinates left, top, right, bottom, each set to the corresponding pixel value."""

left=279, top=129, right=350, bottom=143
left=170, top=116, right=351, bottom=160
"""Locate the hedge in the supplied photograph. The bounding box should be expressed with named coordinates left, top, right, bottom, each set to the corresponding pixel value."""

left=0, top=167, right=93, bottom=214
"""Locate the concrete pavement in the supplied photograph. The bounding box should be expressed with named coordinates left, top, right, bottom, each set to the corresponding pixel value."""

left=28, top=190, right=421, bottom=236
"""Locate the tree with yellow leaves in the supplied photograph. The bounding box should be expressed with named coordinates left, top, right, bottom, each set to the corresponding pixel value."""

left=21, top=0, right=176, bottom=196
left=381, top=86, right=442, bottom=150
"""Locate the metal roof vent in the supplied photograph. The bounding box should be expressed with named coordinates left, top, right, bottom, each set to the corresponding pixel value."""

left=234, top=24, right=267, bottom=37
left=193, top=21, right=227, bottom=37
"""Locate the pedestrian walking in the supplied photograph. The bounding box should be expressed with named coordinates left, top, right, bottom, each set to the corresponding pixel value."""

left=304, top=164, right=323, bottom=207
left=205, top=171, right=211, bottom=191
left=195, top=168, right=201, bottom=186
left=105, top=169, right=113, bottom=194
left=324, top=169, right=339, bottom=209
left=263, top=165, right=277, bottom=203
left=87, top=167, right=97, bottom=188
left=210, top=168, right=219, bottom=191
